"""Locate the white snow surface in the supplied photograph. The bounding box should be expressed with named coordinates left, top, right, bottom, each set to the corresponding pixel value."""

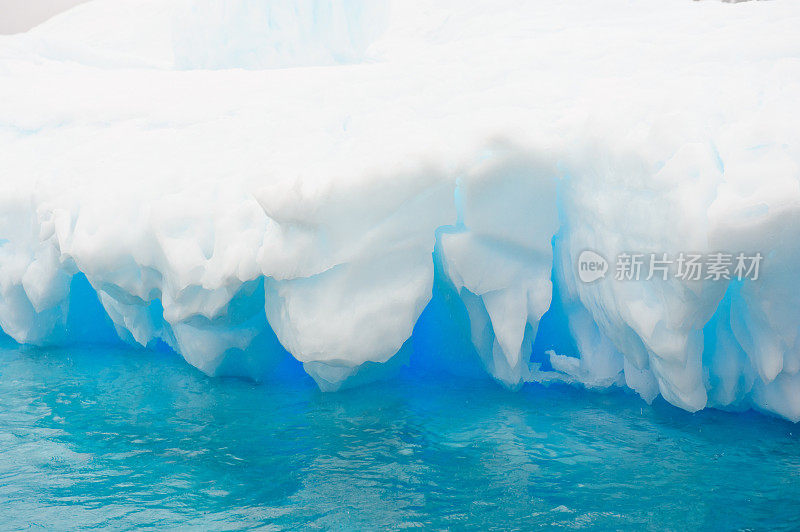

left=2, top=0, right=800, bottom=419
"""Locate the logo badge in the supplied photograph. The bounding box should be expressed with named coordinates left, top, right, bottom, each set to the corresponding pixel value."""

left=577, top=250, right=608, bottom=283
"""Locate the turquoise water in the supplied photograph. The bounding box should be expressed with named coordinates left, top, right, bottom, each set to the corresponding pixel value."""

left=1, top=342, right=800, bottom=530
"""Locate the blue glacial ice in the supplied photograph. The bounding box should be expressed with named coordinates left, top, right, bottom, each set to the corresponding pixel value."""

left=1, top=0, right=800, bottom=419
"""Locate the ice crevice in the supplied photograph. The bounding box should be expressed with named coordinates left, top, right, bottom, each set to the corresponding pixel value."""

left=2, top=0, right=800, bottom=420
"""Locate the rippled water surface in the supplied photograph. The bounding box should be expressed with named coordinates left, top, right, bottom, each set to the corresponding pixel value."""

left=1, top=342, right=800, bottom=530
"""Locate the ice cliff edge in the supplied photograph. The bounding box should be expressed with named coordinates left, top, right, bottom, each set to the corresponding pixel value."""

left=2, top=0, right=800, bottom=420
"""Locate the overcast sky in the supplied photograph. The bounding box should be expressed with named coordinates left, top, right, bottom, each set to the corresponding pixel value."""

left=0, top=0, right=87, bottom=34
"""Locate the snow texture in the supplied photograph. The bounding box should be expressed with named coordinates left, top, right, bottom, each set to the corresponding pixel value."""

left=2, top=0, right=800, bottom=419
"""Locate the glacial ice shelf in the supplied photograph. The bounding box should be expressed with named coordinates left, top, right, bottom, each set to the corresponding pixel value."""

left=2, top=0, right=800, bottom=420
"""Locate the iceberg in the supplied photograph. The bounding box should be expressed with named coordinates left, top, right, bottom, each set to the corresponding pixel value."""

left=1, top=0, right=800, bottom=419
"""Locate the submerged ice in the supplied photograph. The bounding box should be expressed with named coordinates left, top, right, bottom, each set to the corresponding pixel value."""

left=1, top=0, right=800, bottom=419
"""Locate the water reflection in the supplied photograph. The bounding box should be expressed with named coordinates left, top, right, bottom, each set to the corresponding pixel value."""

left=1, top=344, right=799, bottom=529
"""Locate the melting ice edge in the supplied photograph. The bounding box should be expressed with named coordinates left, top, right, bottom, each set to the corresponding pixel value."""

left=2, top=0, right=800, bottom=420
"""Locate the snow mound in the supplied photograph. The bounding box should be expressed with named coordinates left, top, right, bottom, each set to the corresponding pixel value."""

left=2, top=0, right=800, bottom=420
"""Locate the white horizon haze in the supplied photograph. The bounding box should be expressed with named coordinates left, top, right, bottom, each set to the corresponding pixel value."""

left=0, top=0, right=87, bottom=34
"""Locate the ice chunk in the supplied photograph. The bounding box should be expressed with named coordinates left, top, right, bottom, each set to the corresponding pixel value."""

left=1, top=0, right=799, bottom=420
